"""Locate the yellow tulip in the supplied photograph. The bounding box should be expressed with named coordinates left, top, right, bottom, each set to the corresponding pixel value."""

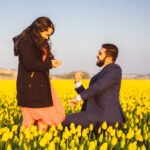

left=120, top=139, right=125, bottom=149
left=127, top=129, right=134, bottom=139
left=123, top=123, right=127, bottom=129
left=51, top=125, right=56, bottom=131
left=2, top=132, right=9, bottom=142
left=141, top=145, right=146, bottom=150
left=98, top=127, right=101, bottom=134
left=136, top=134, right=143, bottom=142
left=100, top=142, right=108, bottom=150
left=89, top=124, right=94, bottom=131
left=33, top=141, right=37, bottom=148
left=70, top=139, right=75, bottom=149
left=70, top=122, right=75, bottom=129
left=48, top=141, right=55, bottom=150
left=111, top=137, right=118, bottom=146
left=6, top=144, right=12, bottom=150
left=57, top=123, right=63, bottom=131
left=11, top=125, right=18, bottom=132
left=82, top=129, right=87, bottom=138
left=9, top=132, right=13, bottom=139
left=89, top=141, right=97, bottom=150
left=79, top=144, right=84, bottom=150
left=128, top=141, right=137, bottom=150
left=102, top=122, right=107, bottom=130
left=117, top=130, right=122, bottom=138
left=110, top=129, right=116, bottom=137
left=99, top=133, right=103, bottom=143
left=115, top=122, right=119, bottom=128
left=75, top=135, right=79, bottom=145
left=107, top=126, right=113, bottom=133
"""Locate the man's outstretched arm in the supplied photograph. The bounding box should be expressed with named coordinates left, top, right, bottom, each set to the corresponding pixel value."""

left=74, top=72, right=85, bottom=94
left=75, top=82, right=85, bottom=94
left=80, top=66, right=122, bottom=101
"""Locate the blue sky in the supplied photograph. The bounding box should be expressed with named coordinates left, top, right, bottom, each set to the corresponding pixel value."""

left=0, top=0, right=150, bottom=74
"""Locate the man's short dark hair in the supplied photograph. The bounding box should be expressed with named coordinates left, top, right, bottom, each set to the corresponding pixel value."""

left=102, top=43, right=119, bottom=62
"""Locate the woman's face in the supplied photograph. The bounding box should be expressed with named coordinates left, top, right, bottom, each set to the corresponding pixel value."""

left=40, top=27, right=53, bottom=40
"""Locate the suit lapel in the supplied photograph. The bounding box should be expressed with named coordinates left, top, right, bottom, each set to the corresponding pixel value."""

left=89, top=69, right=104, bottom=86
left=89, top=65, right=112, bottom=86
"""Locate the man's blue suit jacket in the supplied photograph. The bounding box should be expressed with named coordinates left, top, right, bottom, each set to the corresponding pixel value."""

left=76, top=63, right=125, bottom=123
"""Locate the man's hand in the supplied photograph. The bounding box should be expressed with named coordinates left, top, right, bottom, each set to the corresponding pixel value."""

left=74, top=72, right=84, bottom=83
left=69, top=98, right=78, bottom=107
left=51, top=59, right=62, bottom=68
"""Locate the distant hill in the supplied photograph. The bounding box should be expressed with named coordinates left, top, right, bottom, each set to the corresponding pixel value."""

left=0, top=68, right=150, bottom=80
left=51, top=71, right=90, bottom=79
left=123, top=74, right=150, bottom=79
left=0, top=68, right=17, bottom=79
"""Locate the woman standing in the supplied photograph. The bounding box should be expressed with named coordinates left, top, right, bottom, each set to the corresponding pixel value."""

left=13, top=17, right=65, bottom=130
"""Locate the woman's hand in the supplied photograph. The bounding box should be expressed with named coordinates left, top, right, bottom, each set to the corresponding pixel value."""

left=51, top=59, right=62, bottom=68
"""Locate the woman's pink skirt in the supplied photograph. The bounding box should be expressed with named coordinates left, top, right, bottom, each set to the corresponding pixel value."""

left=21, top=83, right=66, bottom=128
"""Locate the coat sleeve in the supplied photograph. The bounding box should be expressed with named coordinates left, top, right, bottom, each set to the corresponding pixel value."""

left=80, top=66, right=122, bottom=100
left=19, top=38, right=52, bottom=71
left=75, top=85, right=85, bottom=94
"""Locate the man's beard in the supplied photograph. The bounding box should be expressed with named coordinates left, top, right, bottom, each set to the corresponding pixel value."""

left=96, top=58, right=105, bottom=67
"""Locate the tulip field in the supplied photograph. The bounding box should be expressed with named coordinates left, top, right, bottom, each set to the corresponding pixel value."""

left=0, top=80, right=150, bottom=150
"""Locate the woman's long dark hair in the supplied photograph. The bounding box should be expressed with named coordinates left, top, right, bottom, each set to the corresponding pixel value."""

left=13, top=17, right=55, bottom=57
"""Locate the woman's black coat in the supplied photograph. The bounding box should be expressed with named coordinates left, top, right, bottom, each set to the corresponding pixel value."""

left=16, top=33, right=53, bottom=108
